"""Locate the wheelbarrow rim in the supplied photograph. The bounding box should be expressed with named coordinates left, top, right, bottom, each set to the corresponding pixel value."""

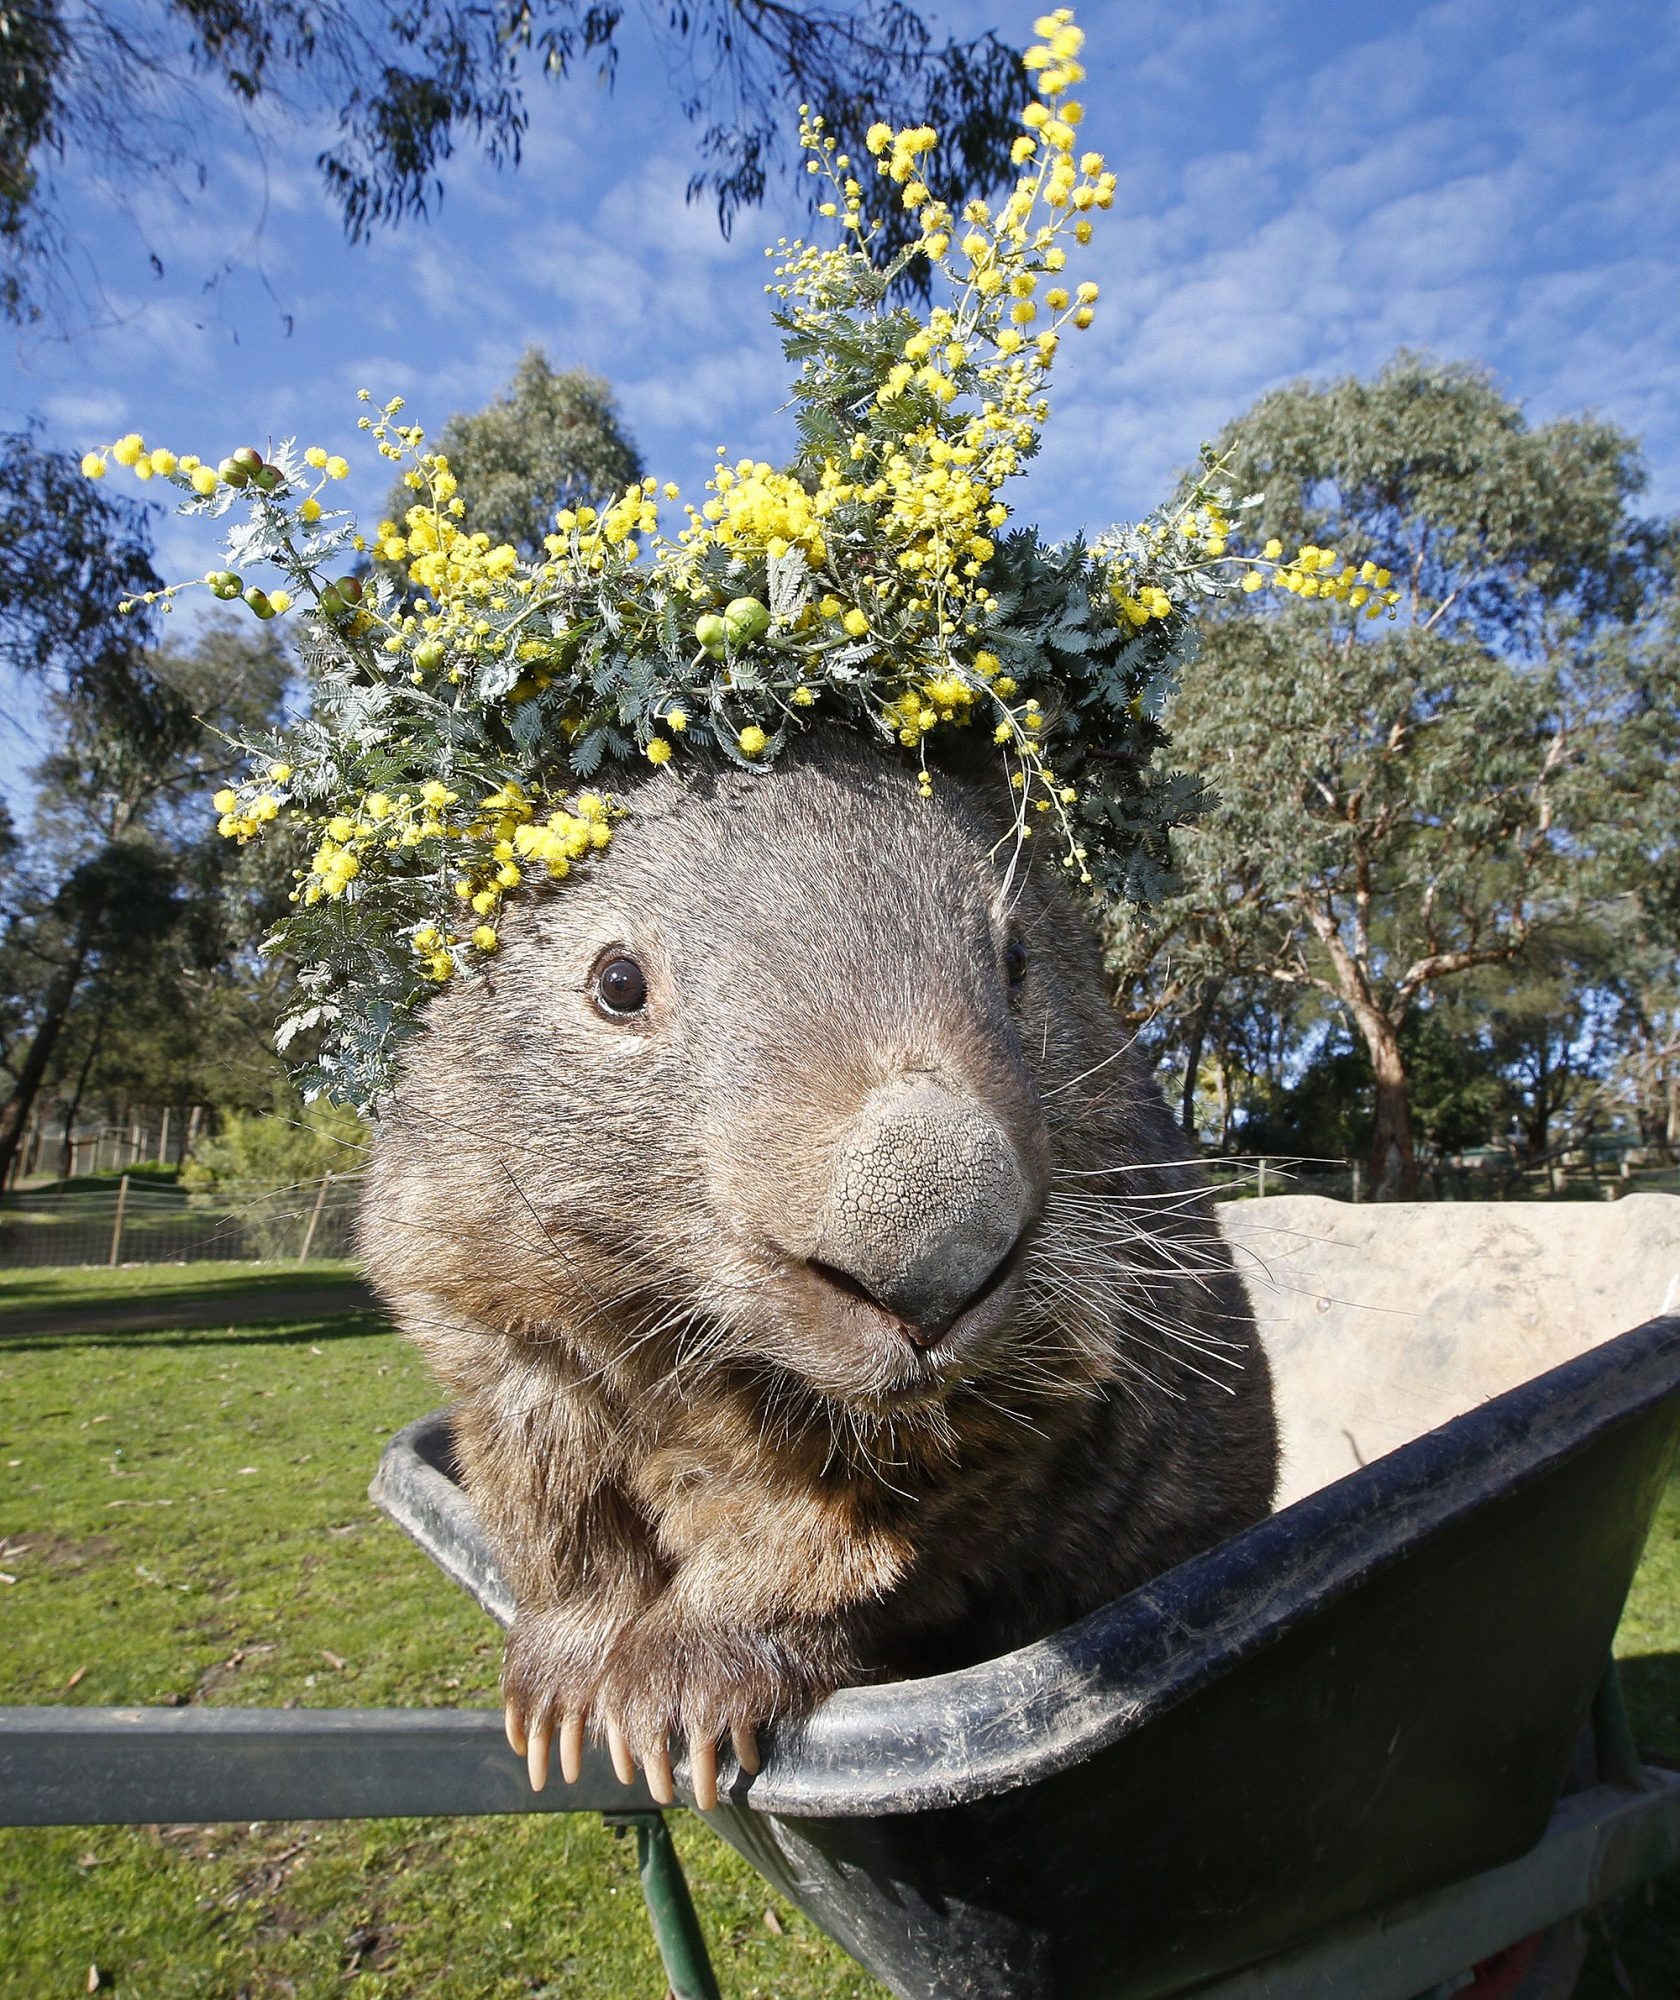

left=733, top=1310, right=1680, bottom=1817
left=376, top=1312, right=1680, bottom=1820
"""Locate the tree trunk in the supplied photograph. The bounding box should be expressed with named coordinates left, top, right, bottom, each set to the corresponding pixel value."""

left=1180, top=977, right=1223, bottom=1140
left=0, top=946, right=89, bottom=1187
left=1359, top=1014, right=1418, bottom=1200
left=59, top=1004, right=109, bottom=1178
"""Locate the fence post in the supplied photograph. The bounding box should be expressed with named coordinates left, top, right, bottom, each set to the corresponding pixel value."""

left=108, top=1175, right=130, bottom=1267
left=1256, top=1157, right=1268, bottom=1199
left=298, top=1174, right=334, bottom=1263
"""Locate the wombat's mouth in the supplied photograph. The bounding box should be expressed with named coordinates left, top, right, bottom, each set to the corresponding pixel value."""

left=793, top=1232, right=1029, bottom=1403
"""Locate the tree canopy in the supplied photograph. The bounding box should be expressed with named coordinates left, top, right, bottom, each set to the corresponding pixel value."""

left=0, top=428, right=181, bottom=745
left=1, top=1, right=1028, bottom=321
left=0, top=608, right=296, bottom=1183
left=1106, top=355, right=1668, bottom=1195
left=0, top=431, right=296, bottom=1179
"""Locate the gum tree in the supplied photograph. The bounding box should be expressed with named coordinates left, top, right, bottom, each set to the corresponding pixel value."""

left=383, top=350, right=642, bottom=560
left=0, top=467, right=293, bottom=1183
left=1589, top=544, right=1680, bottom=1155
left=1107, top=356, right=1661, bottom=1197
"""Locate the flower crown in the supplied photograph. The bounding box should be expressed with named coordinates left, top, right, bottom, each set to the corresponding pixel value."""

left=83, top=9, right=1395, bottom=1107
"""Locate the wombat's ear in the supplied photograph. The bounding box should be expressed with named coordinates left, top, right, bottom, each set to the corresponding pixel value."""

left=928, top=724, right=998, bottom=781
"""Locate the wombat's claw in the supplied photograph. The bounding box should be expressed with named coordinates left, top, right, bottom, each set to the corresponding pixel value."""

left=607, top=1718, right=637, bottom=1787
left=508, top=1698, right=757, bottom=1806
left=526, top=1717, right=552, bottom=1793
left=688, top=1734, right=719, bottom=1811
left=644, top=1738, right=676, bottom=1806
left=559, top=1712, right=585, bottom=1785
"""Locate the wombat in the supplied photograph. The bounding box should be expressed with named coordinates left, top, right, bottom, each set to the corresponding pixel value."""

left=361, top=730, right=1276, bottom=1809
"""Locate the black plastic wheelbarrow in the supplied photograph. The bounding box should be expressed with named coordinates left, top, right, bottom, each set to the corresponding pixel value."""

left=368, top=1301, right=1680, bottom=2000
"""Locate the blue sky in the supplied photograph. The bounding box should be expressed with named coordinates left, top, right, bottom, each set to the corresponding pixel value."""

left=2, top=0, right=1677, bottom=775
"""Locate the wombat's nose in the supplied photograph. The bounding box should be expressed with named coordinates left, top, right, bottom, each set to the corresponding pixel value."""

left=815, top=1077, right=1031, bottom=1341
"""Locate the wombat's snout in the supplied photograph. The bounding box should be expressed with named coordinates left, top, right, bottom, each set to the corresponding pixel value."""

left=812, top=1076, right=1035, bottom=1345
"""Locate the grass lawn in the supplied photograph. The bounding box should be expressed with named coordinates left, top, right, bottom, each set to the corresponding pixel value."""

left=0, top=1265, right=883, bottom=2000
left=2, top=1263, right=1678, bottom=1998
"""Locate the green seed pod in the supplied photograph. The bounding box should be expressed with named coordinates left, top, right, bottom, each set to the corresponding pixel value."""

left=318, top=584, right=347, bottom=617
left=335, top=575, right=364, bottom=605
left=694, top=612, right=729, bottom=657
left=243, top=585, right=275, bottom=620
left=723, top=595, right=771, bottom=644
left=413, top=640, right=445, bottom=673
left=217, top=457, right=250, bottom=488
left=251, top=463, right=284, bottom=494
left=231, top=446, right=265, bottom=473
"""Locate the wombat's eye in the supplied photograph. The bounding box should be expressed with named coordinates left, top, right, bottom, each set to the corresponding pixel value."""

left=592, top=953, right=648, bottom=1017
left=1005, top=939, right=1028, bottom=987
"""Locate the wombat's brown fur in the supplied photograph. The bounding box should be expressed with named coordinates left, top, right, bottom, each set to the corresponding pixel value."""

left=361, top=732, right=1275, bottom=1806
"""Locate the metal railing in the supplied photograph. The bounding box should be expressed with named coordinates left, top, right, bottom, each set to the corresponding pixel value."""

left=2, top=1689, right=1674, bottom=2000
left=0, top=1707, right=718, bottom=2000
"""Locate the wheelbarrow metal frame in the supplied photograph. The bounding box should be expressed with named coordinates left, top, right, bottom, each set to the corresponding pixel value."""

left=5, top=1311, right=1679, bottom=1999
left=367, top=1310, right=1680, bottom=1999
left=1, top=1690, right=1677, bottom=2000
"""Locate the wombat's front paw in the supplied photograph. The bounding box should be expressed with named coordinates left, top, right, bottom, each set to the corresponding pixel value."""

left=500, top=1612, right=773, bottom=1811
left=500, top=1612, right=627, bottom=1800
left=592, top=1619, right=817, bottom=1811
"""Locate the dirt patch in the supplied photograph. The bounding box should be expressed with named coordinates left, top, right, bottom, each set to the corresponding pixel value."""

left=191, top=1640, right=278, bottom=1701
left=157, top=1819, right=318, bottom=1896
left=0, top=1528, right=116, bottom=1574
left=342, top=1920, right=402, bottom=1973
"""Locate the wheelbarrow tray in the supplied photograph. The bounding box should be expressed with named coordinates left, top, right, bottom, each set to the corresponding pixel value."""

left=372, top=1309, right=1680, bottom=2000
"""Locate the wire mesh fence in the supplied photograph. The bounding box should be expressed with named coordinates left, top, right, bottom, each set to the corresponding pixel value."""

left=1204, top=1145, right=1674, bottom=1203
left=0, top=1174, right=362, bottom=1268
left=6, top=1146, right=1669, bottom=1272
left=1205, top=1161, right=1354, bottom=1202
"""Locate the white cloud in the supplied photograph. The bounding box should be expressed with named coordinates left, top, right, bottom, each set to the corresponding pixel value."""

left=40, top=386, right=128, bottom=436
left=1024, top=0, right=1680, bottom=534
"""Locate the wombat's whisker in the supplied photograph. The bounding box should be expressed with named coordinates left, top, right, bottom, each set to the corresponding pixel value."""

left=1038, top=1236, right=1253, bottom=1337
left=1041, top=1031, right=1144, bottom=1099
left=1066, top=1190, right=1218, bottom=1226
left=1046, top=1217, right=1228, bottom=1269
left=830, top=1405, right=915, bottom=1498
left=1026, top=1261, right=1236, bottom=1390
left=961, top=1386, right=1052, bottom=1438
left=1064, top=1237, right=1242, bottom=1299
left=1046, top=1201, right=1238, bottom=1271
left=1048, top=1182, right=1206, bottom=1207
left=1020, top=1303, right=1180, bottom=1402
